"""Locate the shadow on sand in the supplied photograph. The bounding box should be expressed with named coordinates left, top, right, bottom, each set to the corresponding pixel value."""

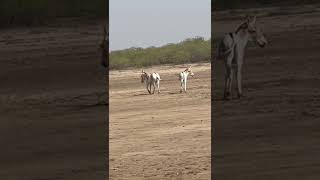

left=133, top=93, right=151, bottom=96
left=168, top=92, right=181, bottom=95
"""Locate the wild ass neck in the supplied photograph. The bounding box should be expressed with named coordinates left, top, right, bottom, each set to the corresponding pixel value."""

left=235, top=30, right=250, bottom=50
left=234, top=22, right=251, bottom=49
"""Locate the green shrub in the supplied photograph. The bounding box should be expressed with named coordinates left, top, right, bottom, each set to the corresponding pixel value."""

left=109, top=37, right=211, bottom=70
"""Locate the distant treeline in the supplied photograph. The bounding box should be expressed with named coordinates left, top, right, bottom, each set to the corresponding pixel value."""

left=0, top=0, right=106, bottom=26
left=110, top=37, right=211, bottom=70
left=213, top=0, right=319, bottom=10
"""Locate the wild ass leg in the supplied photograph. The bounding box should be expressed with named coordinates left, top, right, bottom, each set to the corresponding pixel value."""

left=229, top=68, right=234, bottom=99
left=157, top=81, right=160, bottom=93
left=224, top=70, right=229, bottom=99
left=152, top=82, right=156, bottom=94
left=236, top=64, right=243, bottom=98
left=148, top=82, right=152, bottom=94
left=184, top=79, right=187, bottom=92
left=224, top=64, right=233, bottom=99
left=180, top=79, right=183, bottom=93
left=224, top=55, right=234, bottom=100
left=146, top=82, right=151, bottom=94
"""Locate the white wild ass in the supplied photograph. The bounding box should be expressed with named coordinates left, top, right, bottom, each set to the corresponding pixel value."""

left=179, top=65, right=194, bottom=93
left=217, top=15, right=268, bottom=100
left=141, top=70, right=161, bottom=94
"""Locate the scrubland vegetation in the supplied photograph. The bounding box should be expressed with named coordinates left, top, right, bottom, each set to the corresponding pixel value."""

left=109, top=37, right=211, bottom=69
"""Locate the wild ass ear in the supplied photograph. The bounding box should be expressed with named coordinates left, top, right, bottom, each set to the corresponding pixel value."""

left=245, top=15, right=251, bottom=23
left=245, top=15, right=255, bottom=24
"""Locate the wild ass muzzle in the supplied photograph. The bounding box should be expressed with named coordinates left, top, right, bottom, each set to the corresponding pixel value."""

left=179, top=65, right=194, bottom=93
left=141, top=70, right=161, bottom=94
left=217, top=15, right=268, bottom=100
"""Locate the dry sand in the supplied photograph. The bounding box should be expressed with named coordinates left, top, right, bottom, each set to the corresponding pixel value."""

left=109, top=63, right=211, bottom=179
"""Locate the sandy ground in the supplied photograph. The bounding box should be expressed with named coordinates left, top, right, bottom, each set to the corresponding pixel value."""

left=109, top=63, right=211, bottom=179
left=213, top=4, right=320, bottom=179
left=0, top=18, right=107, bottom=179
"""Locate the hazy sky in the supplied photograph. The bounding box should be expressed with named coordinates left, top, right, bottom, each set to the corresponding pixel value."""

left=110, top=0, right=211, bottom=51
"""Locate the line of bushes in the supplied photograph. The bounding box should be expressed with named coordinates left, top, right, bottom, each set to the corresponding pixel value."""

left=109, top=37, right=211, bottom=70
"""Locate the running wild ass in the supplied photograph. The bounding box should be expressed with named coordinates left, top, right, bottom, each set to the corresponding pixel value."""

left=218, top=15, right=267, bottom=100
left=141, top=70, right=161, bottom=94
left=179, top=65, right=194, bottom=93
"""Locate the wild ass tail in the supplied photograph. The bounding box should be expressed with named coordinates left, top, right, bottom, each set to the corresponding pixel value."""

left=215, top=40, right=234, bottom=61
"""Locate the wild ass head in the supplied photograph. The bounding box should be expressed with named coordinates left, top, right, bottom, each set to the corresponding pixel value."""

left=141, top=70, right=148, bottom=83
left=237, top=15, right=268, bottom=48
left=185, top=65, right=194, bottom=77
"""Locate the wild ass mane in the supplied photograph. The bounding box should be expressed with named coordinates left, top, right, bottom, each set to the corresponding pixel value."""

left=235, top=22, right=248, bottom=34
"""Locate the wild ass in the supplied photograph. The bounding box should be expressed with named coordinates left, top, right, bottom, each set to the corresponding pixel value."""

left=179, top=65, right=194, bottom=93
left=217, top=15, right=267, bottom=100
left=100, top=24, right=108, bottom=68
left=141, top=70, right=161, bottom=94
